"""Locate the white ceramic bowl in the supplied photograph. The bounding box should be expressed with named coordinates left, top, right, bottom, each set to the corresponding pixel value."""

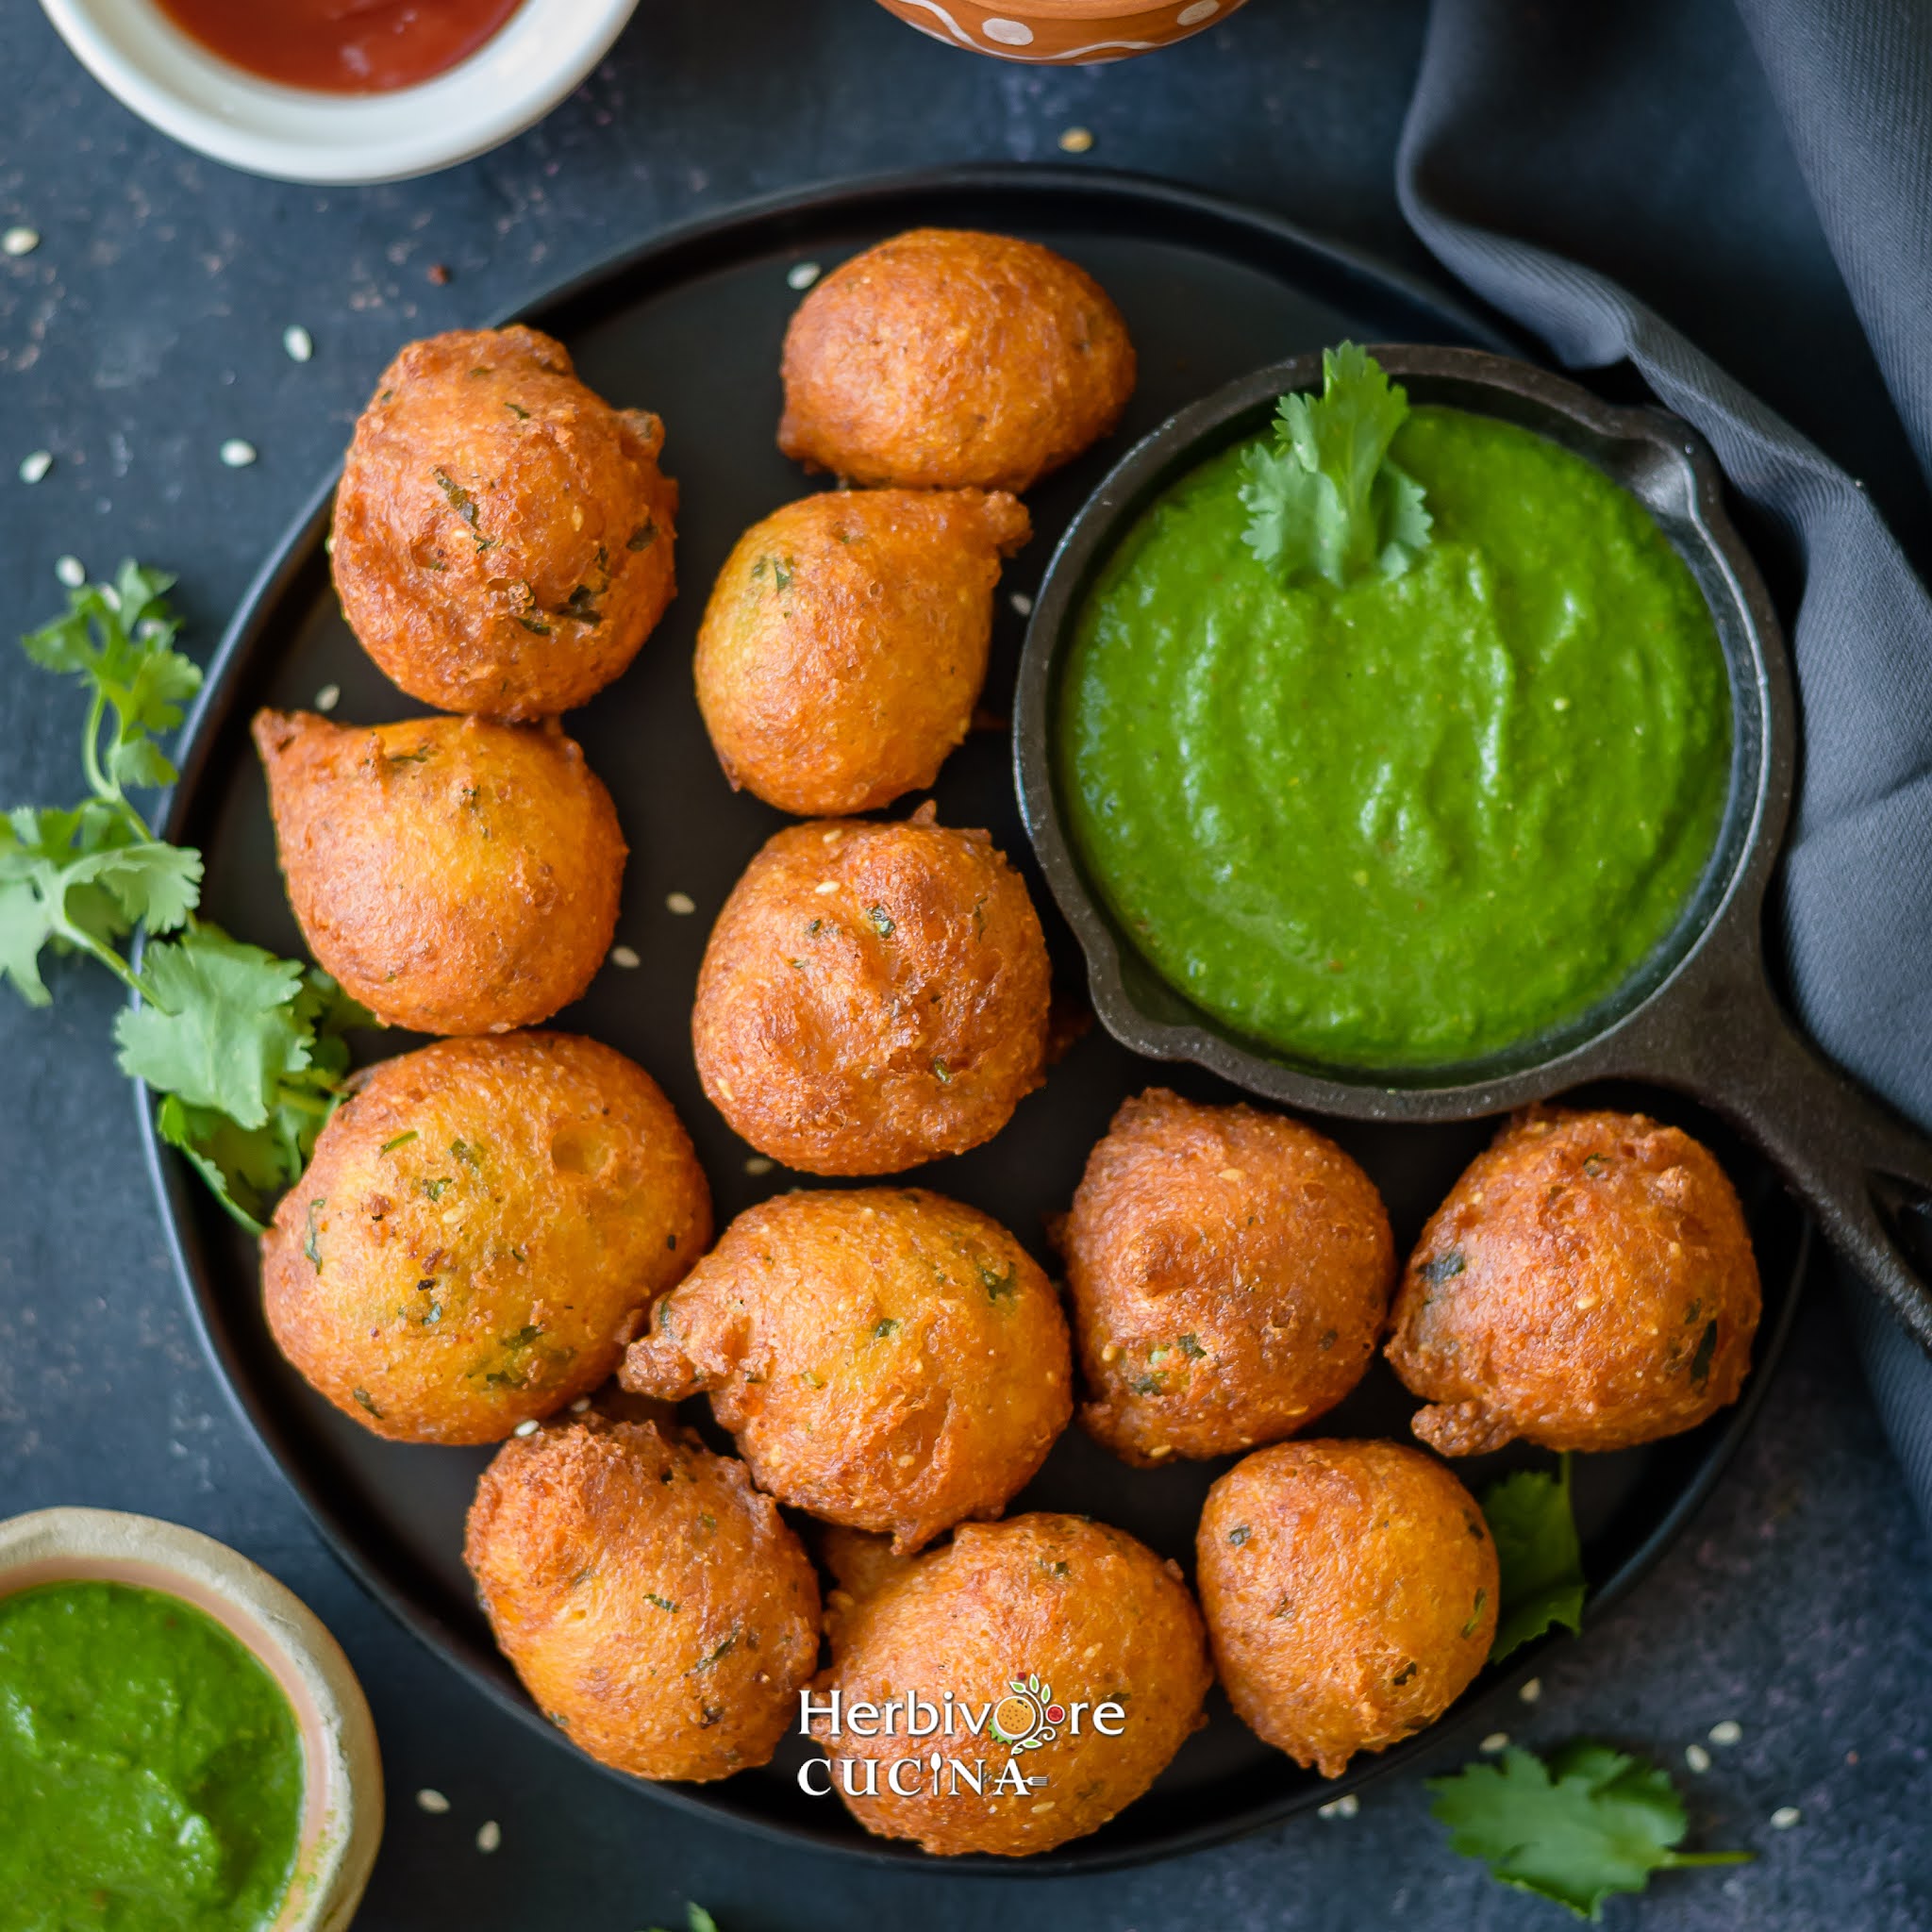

left=40, top=0, right=641, bottom=185
left=0, top=1507, right=383, bottom=1932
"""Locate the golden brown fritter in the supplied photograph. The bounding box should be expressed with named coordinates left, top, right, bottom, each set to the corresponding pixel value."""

left=694, top=488, right=1031, bottom=816
left=1196, top=1440, right=1497, bottom=1778
left=464, top=1418, right=820, bottom=1782
left=811, top=1513, right=1209, bottom=1856
left=263, top=1033, right=711, bottom=1445
left=332, top=325, right=677, bottom=718
left=253, top=708, right=625, bottom=1037
left=1385, top=1108, right=1761, bottom=1456
left=818, top=1524, right=920, bottom=1611
left=777, top=229, right=1136, bottom=492
left=691, top=808, right=1051, bottom=1174
left=1058, top=1090, right=1394, bottom=1466
left=621, top=1188, right=1071, bottom=1553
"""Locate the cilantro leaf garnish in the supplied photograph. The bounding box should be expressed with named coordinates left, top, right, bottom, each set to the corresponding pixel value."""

left=1482, top=1454, right=1587, bottom=1663
left=1429, top=1741, right=1751, bottom=1919
left=1240, top=342, right=1433, bottom=588
left=647, top=1908, right=719, bottom=1932
left=114, top=926, right=313, bottom=1127
left=5, top=562, right=377, bottom=1233
left=0, top=806, right=203, bottom=1002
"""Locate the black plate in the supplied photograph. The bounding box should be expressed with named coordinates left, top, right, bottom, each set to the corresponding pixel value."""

left=145, top=166, right=1806, bottom=1874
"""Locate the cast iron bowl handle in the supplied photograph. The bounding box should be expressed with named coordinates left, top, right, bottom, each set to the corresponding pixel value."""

left=1614, top=937, right=1932, bottom=1352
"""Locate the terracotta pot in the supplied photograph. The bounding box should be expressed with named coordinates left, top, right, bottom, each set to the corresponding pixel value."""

left=873, top=0, right=1250, bottom=63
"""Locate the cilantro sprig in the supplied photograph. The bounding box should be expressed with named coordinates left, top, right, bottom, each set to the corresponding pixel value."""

left=1240, top=341, right=1433, bottom=588
left=1430, top=1741, right=1751, bottom=1920
left=1482, top=1454, right=1587, bottom=1664
left=2, top=562, right=373, bottom=1233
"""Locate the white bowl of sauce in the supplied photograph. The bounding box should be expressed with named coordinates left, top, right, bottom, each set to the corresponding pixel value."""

left=40, top=0, right=641, bottom=183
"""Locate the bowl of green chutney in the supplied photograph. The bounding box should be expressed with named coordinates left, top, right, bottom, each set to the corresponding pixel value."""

left=0, top=1507, right=382, bottom=1932
left=1016, top=343, right=1932, bottom=1352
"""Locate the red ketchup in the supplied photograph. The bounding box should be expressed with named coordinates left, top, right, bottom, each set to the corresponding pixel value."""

left=154, top=0, right=528, bottom=94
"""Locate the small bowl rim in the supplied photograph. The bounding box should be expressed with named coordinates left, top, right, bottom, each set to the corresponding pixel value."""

left=874, top=0, right=1251, bottom=61
left=0, top=1506, right=383, bottom=1932
left=38, top=0, right=641, bottom=185
left=908, top=0, right=1232, bottom=17
left=1014, top=343, right=1792, bottom=1120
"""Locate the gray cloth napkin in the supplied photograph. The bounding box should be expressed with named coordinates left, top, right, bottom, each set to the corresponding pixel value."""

left=1396, top=0, right=1932, bottom=1522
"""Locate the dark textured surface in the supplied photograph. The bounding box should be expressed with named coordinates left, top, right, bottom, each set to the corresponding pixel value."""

left=1, top=1, right=1928, bottom=1927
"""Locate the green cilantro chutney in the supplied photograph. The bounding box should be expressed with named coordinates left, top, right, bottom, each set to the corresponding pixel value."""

left=1061, top=405, right=1732, bottom=1068
left=0, top=1579, right=305, bottom=1931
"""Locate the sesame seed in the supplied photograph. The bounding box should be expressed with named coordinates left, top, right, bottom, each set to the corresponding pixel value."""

left=1770, top=1806, right=1801, bottom=1830
left=1009, top=591, right=1033, bottom=616
left=1480, top=1732, right=1509, bottom=1754
left=608, top=943, right=641, bottom=970
left=665, top=891, right=696, bottom=915
left=1317, top=1793, right=1359, bottom=1819
left=19, top=450, right=52, bottom=483
left=55, top=555, right=84, bottom=588
left=3, top=226, right=39, bottom=257
left=787, top=261, right=822, bottom=291
left=475, top=1819, right=501, bottom=1853
left=1216, top=1167, right=1244, bottom=1182
left=813, top=880, right=839, bottom=895
left=415, top=1789, right=451, bottom=1814
left=569, top=1395, right=591, bottom=1413
left=1519, top=1676, right=1542, bottom=1704
left=1058, top=126, right=1095, bottom=154
left=314, top=683, right=341, bottom=712
left=283, top=325, right=314, bottom=363
left=220, top=439, right=258, bottom=468
left=512, top=1418, right=539, bottom=1438
left=744, top=1157, right=774, bottom=1176
left=1685, top=1744, right=1711, bottom=1773
left=1709, top=1720, right=1742, bottom=1747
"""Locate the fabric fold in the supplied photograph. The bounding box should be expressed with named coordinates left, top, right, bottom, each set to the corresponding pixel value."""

left=1397, top=0, right=1932, bottom=1527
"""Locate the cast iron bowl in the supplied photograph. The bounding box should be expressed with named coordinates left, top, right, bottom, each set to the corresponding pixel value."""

left=1016, top=344, right=1932, bottom=1350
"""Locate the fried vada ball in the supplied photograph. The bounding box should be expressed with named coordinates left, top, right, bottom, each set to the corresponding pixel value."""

left=695, top=488, right=1031, bottom=816
left=1385, top=1108, right=1761, bottom=1457
left=253, top=708, right=625, bottom=1036
left=464, top=1418, right=820, bottom=1781
left=691, top=809, right=1051, bottom=1174
left=1059, top=1090, right=1394, bottom=1466
left=622, top=1188, right=1071, bottom=1552
left=812, top=1514, right=1209, bottom=1856
left=332, top=326, right=677, bottom=718
left=778, top=229, right=1136, bottom=492
left=1196, top=1440, right=1498, bottom=1777
left=263, top=1033, right=711, bottom=1444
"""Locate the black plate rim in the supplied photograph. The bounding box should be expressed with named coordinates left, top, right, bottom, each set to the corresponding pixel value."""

left=139, top=163, right=1803, bottom=1876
